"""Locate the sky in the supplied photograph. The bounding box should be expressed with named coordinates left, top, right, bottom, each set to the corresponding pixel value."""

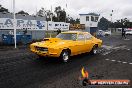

left=0, top=0, right=132, bottom=22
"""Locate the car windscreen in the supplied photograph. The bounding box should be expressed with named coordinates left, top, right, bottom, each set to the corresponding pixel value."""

left=56, top=33, right=77, bottom=41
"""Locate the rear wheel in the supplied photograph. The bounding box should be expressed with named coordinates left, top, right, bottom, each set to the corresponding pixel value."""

left=60, top=50, right=70, bottom=63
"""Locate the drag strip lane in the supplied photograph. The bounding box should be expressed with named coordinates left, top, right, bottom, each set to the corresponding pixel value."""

left=0, top=35, right=132, bottom=88
left=0, top=51, right=104, bottom=88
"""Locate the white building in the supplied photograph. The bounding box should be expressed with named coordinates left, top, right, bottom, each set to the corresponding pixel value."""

left=79, top=13, right=100, bottom=34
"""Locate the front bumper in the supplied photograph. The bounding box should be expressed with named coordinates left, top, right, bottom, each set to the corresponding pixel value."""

left=30, top=49, right=60, bottom=57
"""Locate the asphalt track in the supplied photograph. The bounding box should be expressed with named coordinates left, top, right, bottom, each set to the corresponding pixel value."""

left=0, top=35, right=132, bottom=88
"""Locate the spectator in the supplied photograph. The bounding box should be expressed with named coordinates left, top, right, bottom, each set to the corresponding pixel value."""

left=23, top=29, right=27, bottom=35
left=57, top=28, right=61, bottom=35
left=122, top=28, right=126, bottom=39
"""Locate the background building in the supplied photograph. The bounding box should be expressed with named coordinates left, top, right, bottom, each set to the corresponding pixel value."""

left=79, top=13, right=100, bottom=34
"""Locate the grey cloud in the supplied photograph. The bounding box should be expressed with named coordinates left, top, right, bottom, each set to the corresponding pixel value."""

left=0, top=0, right=132, bottom=21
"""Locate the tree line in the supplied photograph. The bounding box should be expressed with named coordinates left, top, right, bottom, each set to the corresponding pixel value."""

left=0, top=5, right=79, bottom=24
left=98, top=17, right=132, bottom=30
left=1, top=4, right=132, bottom=28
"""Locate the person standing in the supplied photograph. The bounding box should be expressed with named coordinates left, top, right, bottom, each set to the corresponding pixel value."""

left=22, top=29, right=28, bottom=47
left=122, top=28, right=126, bottom=39
left=57, top=28, right=61, bottom=35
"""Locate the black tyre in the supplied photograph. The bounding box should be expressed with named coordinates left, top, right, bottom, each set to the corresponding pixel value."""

left=82, top=78, right=91, bottom=86
left=90, top=45, right=98, bottom=55
left=36, top=55, right=44, bottom=60
left=38, top=55, right=43, bottom=58
left=82, top=79, right=87, bottom=86
left=60, top=50, right=70, bottom=63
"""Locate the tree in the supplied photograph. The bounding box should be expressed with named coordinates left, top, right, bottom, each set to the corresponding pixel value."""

left=16, top=10, right=29, bottom=15
left=113, top=20, right=122, bottom=28
left=75, top=18, right=80, bottom=24
left=98, top=17, right=110, bottom=30
left=52, top=15, right=58, bottom=22
left=54, top=6, right=61, bottom=18
left=54, top=6, right=66, bottom=22
left=46, top=10, right=53, bottom=21
left=36, top=7, right=54, bottom=21
left=0, top=5, right=9, bottom=13
left=36, top=7, right=46, bottom=17
left=112, top=18, right=132, bottom=28
left=65, top=17, right=80, bottom=24
left=125, top=22, right=132, bottom=28
left=59, top=9, right=66, bottom=22
left=121, top=18, right=129, bottom=28
left=68, top=17, right=75, bottom=24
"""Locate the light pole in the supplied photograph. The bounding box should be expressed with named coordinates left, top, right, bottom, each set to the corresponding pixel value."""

left=110, top=10, right=114, bottom=32
left=13, top=0, right=16, bottom=48
left=111, top=10, right=113, bottom=22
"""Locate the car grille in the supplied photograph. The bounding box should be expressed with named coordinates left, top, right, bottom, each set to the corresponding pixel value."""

left=35, top=46, right=48, bottom=52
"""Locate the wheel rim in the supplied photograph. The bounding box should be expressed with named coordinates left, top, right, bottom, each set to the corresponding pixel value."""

left=93, top=48, right=97, bottom=54
left=62, top=52, right=69, bottom=62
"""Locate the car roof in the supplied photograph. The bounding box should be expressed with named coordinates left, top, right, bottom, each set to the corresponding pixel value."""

left=61, top=31, right=89, bottom=34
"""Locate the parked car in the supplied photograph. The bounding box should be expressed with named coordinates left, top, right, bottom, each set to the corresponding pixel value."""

left=97, top=30, right=105, bottom=37
left=30, top=31, right=102, bottom=62
left=97, top=30, right=111, bottom=37
left=104, top=30, right=111, bottom=36
left=126, top=29, right=132, bottom=35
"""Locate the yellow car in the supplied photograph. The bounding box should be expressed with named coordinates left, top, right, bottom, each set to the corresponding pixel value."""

left=30, top=31, right=102, bottom=62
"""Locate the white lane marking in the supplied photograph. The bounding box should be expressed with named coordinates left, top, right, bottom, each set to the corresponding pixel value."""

left=101, top=45, right=113, bottom=50
left=124, top=39, right=130, bottom=40
left=122, top=62, right=127, bottom=64
left=102, top=51, right=111, bottom=55
left=117, top=61, right=121, bottom=63
left=127, top=49, right=130, bottom=51
left=111, top=60, right=116, bottom=62
left=129, top=63, right=132, bottom=65
left=105, top=59, right=109, bottom=60
left=105, top=59, right=132, bottom=65
left=113, top=45, right=126, bottom=50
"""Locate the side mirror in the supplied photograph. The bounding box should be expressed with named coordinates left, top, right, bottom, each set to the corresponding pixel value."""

left=91, top=37, right=94, bottom=40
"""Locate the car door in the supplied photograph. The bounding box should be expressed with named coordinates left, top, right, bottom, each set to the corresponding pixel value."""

left=68, top=33, right=80, bottom=55
left=75, top=33, right=86, bottom=54
left=84, top=33, right=94, bottom=52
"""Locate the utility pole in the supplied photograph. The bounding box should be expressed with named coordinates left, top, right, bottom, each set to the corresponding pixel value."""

left=109, top=10, right=114, bottom=32
left=13, top=0, right=16, bottom=48
left=65, top=0, right=68, bottom=23
left=50, top=6, right=53, bottom=22
left=111, top=10, right=113, bottom=22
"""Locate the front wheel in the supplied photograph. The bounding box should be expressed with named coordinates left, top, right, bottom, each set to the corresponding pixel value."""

left=90, top=45, right=98, bottom=55
left=60, top=50, right=70, bottom=63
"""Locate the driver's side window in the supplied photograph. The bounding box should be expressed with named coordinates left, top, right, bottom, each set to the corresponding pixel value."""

left=85, top=34, right=92, bottom=40
left=78, top=34, right=85, bottom=40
